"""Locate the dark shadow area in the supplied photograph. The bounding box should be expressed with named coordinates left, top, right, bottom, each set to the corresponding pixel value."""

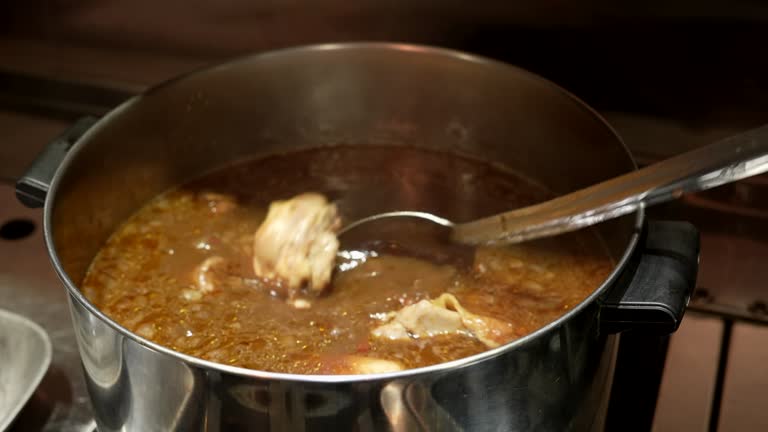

left=9, top=365, right=74, bottom=431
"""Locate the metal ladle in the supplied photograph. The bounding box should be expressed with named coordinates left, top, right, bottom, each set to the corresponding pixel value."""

left=339, top=125, right=768, bottom=245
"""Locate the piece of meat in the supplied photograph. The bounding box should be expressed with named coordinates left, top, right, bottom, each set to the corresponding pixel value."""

left=186, top=256, right=252, bottom=300
left=372, top=293, right=516, bottom=348
left=318, top=355, right=404, bottom=374
left=373, top=299, right=464, bottom=339
left=252, top=193, right=341, bottom=302
left=192, top=256, right=226, bottom=293
left=183, top=256, right=223, bottom=300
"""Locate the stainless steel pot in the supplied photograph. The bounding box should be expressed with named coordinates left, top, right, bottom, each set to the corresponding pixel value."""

left=17, top=43, right=699, bottom=432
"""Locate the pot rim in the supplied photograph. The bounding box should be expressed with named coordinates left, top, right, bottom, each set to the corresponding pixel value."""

left=43, top=41, right=643, bottom=383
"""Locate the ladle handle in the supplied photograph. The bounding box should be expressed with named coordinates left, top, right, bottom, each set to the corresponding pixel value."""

left=453, top=124, right=768, bottom=245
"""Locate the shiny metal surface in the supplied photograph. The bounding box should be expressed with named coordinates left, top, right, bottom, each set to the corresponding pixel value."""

left=69, top=294, right=620, bottom=431
left=0, top=308, right=52, bottom=431
left=338, top=211, right=454, bottom=236
left=44, top=43, right=645, bottom=431
left=453, top=125, right=768, bottom=244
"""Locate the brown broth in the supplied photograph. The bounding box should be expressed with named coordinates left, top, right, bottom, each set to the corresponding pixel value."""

left=81, top=146, right=613, bottom=373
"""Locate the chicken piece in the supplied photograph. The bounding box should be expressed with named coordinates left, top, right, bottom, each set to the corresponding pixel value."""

left=373, top=299, right=464, bottom=339
left=186, top=256, right=252, bottom=300
left=318, top=355, right=404, bottom=374
left=193, top=256, right=226, bottom=293
left=372, top=293, right=516, bottom=348
left=252, top=193, right=341, bottom=301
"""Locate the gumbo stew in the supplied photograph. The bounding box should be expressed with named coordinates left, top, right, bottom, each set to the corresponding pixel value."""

left=82, top=146, right=613, bottom=374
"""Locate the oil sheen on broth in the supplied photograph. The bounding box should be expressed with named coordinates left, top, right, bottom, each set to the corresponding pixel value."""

left=81, top=146, right=613, bottom=374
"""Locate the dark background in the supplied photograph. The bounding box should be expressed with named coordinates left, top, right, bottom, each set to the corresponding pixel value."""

left=2, top=0, right=768, bottom=127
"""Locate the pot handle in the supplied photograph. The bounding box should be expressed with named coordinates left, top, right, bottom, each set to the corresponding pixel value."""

left=15, top=116, right=98, bottom=208
left=599, top=221, right=700, bottom=334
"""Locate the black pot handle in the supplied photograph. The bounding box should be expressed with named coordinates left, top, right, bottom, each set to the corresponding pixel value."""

left=600, top=221, right=700, bottom=335
left=15, top=116, right=98, bottom=208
